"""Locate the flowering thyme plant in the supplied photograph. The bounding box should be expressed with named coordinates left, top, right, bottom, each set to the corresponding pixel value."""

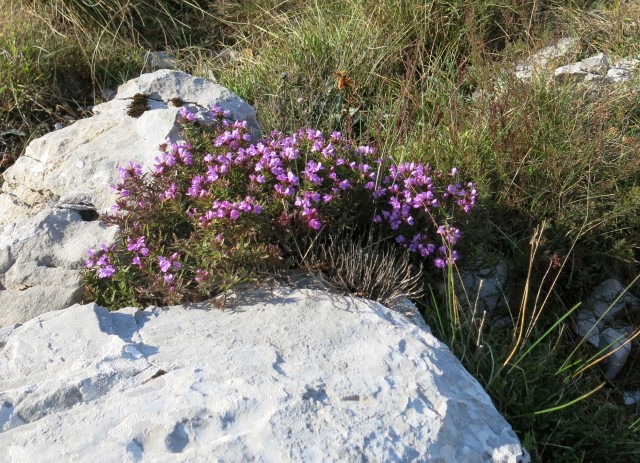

left=84, top=105, right=477, bottom=309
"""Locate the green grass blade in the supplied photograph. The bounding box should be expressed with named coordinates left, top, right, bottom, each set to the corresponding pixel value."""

left=507, top=302, right=581, bottom=373
left=534, top=382, right=605, bottom=415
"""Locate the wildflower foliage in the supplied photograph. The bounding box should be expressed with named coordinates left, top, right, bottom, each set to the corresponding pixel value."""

left=84, top=106, right=476, bottom=309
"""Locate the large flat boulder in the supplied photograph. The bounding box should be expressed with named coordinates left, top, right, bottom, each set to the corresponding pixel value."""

left=0, top=71, right=259, bottom=326
left=0, top=287, right=529, bottom=462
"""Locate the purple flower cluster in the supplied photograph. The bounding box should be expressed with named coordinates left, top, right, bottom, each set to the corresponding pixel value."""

left=197, top=197, right=263, bottom=227
left=86, top=244, right=117, bottom=278
left=85, top=107, right=478, bottom=300
left=154, top=139, right=193, bottom=174
left=158, top=252, right=182, bottom=291
left=368, top=162, right=477, bottom=267
left=127, top=236, right=150, bottom=267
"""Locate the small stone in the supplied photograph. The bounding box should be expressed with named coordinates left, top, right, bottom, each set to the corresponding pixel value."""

left=623, top=391, right=640, bottom=406
left=586, top=278, right=639, bottom=319
left=144, top=51, right=177, bottom=70
left=511, top=37, right=579, bottom=83
left=575, top=312, right=601, bottom=348
left=456, top=260, right=509, bottom=316
left=613, top=58, right=640, bottom=69
left=584, top=73, right=607, bottom=82
left=124, top=345, right=143, bottom=360
left=515, top=66, right=534, bottom=82
left=579, top=53, right=609, bottom=75
left=554, top=63, right=588, bottom=83
left=599, top=327, right=632, bottom=380
left=607, top=67, right=630, bottom=82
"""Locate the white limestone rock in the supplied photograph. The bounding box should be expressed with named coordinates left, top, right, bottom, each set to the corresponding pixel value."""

left=613, top=57, right=640, bottom=70
left=1, top=70, right=259, bottom=215
left=0, top=208, right=117, bottom=326
left=575, top=312, right=601, bottom=348
left=514, top=37, right=579, bottom=82
left=554, top=62, right=588, bottom=83
left=623, top=391, right=640, bottom=406
left=574, top=278, right=639, bottom=380
left=457, top=260, right=509, bottom=316
left=0, top=287, right=529, bottom=463
left=530, top=37, right=580, bottom=65
left=599, top=327, right=633, bottom=381
left=607, top=67, right=631, bottom=82
left=0, top=70, right=260, bottom=327
left=586, top=278, right=639, bottom=320
left=584, top=73, right=608, bottom=83
left=579, top=53, right=609, bottom=75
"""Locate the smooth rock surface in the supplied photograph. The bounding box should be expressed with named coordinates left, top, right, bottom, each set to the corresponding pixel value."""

left=0, top=287, right=529, bottom=463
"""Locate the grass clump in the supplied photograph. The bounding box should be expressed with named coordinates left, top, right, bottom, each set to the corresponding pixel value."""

left=126, top=93, right=150, bottom=118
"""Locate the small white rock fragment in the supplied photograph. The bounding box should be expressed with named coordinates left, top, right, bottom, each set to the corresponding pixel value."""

left=623, top=391, right=640, bottom=406
left=575, top=312, right=601, bottom=348
left=124, top=345, right=143, bottom=360
left=599, top=327, right=633, bottom=381
left=587, top=278, right=639, bottom=319
left=579, top=53, right=609, bottom=75
left=607, top=67, right=630, bottom=82
left=554, top=63, right=588, bottom=82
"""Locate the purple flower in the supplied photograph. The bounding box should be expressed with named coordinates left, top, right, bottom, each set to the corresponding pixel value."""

left=126, top=236, right=146, bottom=252
left=309, top=218, right=322, bottom=230
left=158, top=256, right=171, bottom=273
left=159, top=182, right=177, bottom=201
left=195, top=269, right=209, bottom=282
left=178, top=107, right=196, bottom=122
left=338, top=179, right=351, bottom=190
left=97, top=265, right=116, bottom=279
left=117, top=166, right=130, bottom=179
